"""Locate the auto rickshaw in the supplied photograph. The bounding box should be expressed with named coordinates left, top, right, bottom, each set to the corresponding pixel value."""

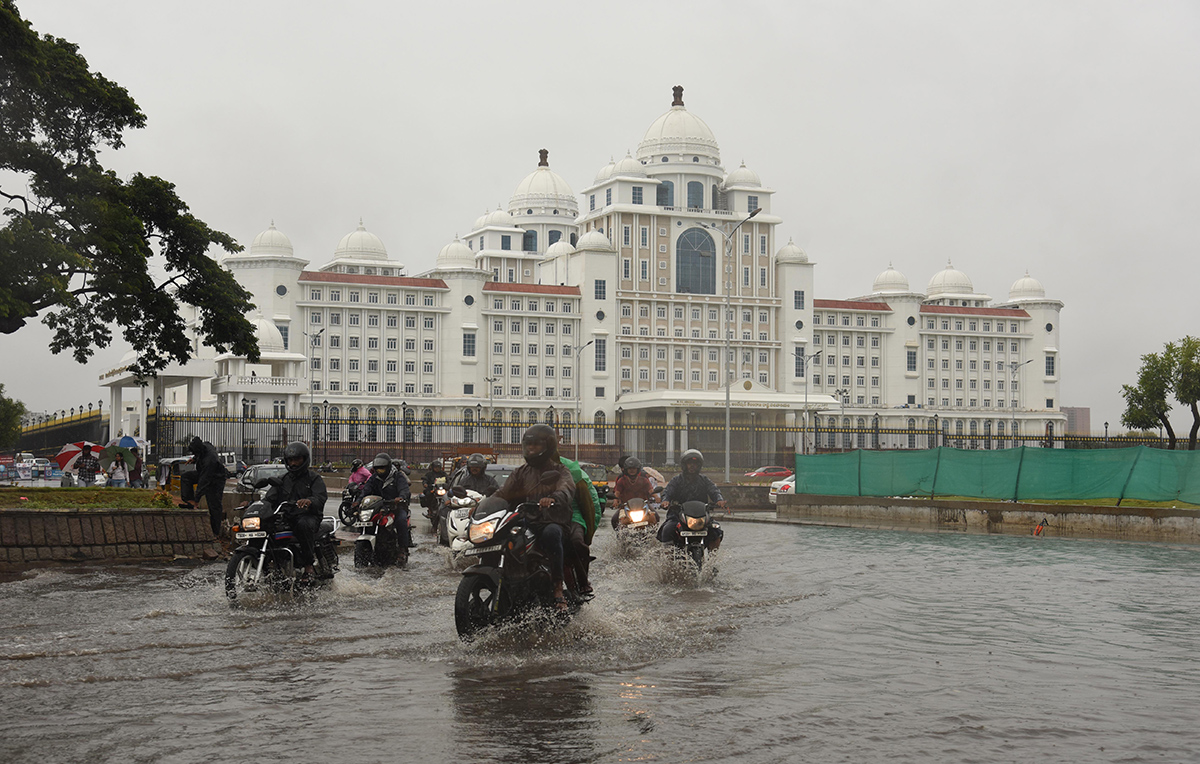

left=156, top=457, right=193, bottom=492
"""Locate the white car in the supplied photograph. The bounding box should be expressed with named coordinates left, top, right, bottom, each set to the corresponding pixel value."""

left=769, top=475, right=796, bottom=505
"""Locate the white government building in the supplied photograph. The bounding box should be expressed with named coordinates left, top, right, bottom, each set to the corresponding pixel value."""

left=103, top=86, right=1066, bottom=463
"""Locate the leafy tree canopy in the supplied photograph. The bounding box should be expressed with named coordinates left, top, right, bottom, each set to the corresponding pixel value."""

left=0, top=1, right=259, bottom=376
left=0, top=382, right=26, bottom=451
left=1120, top=335, right=1200, bottom=450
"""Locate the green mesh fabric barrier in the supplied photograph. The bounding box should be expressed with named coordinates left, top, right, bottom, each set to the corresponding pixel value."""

left=794, top=447, right=1200, bottom=504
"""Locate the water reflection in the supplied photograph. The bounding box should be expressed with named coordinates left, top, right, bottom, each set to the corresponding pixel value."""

left=451, top=667, right=597, bottom=764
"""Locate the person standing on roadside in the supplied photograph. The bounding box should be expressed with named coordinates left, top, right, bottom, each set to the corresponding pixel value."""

left=129, top=448, right=144, bottom=488
left=76, top=446, right=101, bottom=487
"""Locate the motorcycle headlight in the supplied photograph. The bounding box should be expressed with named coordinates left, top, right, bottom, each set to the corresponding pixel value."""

left=436, top=488, right=447, bottom=496
left=241, top=517, right=261, bottom=531
left=469, top=520, right=496, bottom=544
left=628, top=509, right=646, bottom=523
left=686, top=515, right=707, bottom=531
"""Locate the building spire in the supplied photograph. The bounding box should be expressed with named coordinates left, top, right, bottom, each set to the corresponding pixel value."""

left=672, top=84, right=684, bottom=107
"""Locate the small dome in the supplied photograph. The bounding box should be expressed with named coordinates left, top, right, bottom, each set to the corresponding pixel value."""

left=251, top=313, right=286, bottom=353
left=724, top=161, right=761, bottom=188
left=436, top=237, right=476, bottom=269
left=249, top=222, right=294, bottom=257
left=544, top=241, right=575, bottom=259
left=637, top=85, right=720, bottom=163
left=509, top=149, right=578, bottom=215
left=333, top=220, right=387, bottom=261
left=872, top=263, right=909, bottom=293
left=927, top=260, right=974, bottom=296
left=575, top=230, right=613, bottom=251
left=472, top=210, right=490, bottom=230
left=612, top=152, right=646, bottom=178
left=594, top=157, right=616, bottom=183
left=1009, top=271, right=1046, bottom=300
left=775, top=237, right=809, bottom=264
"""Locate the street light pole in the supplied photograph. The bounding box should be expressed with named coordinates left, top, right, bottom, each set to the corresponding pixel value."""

left=322, top=399, right=329, bottom=464
left=306, top=328, right=325, bottom=446
left=484, top=376, right=497, bottom=450
left=795, top=348, right=822, bottom=455
left=833, top=388, right=849, bottom=452
left=724, top=207, right=762, bottom=482
left=1010, top=358, right=1033, bottom=448
left=574, top=340, right=594, bottom=462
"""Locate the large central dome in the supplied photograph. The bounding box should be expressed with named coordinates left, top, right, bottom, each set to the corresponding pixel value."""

left=637, top=85, right=720, bottom=163
left=508, top=149, right=578, bottom=215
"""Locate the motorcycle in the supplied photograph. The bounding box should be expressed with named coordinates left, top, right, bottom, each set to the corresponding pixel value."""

left=421, top=477, right=449, bottom=532
left=337, top=482, right=363, bottom=523
left=439, top=486, right=482, bottom=548
left=454, top=501, right=585, bottom=642
left=344, top=494, right=409, bottom=569
left=226, top=499, right=338, bottom=600
left=613, top=497, right=660, bottom=553
left=662, top=500, right=720, bottom=570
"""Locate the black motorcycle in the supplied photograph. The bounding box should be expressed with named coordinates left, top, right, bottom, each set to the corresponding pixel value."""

left=454, top=501, right=584, bottom=642
left=421, top=477, right=449, bottom=532
left=225, top=499, right=338, bottom=600
left=663, top=500, right=719, bottom=569
left=344, top=494, right=408, bottom=569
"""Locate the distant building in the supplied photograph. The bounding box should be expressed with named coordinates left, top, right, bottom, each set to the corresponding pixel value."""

left=1062, top=407, right=1092, bottom=435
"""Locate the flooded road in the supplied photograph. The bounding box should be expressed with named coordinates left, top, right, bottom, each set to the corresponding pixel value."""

left=2, top=521, right=1199, bottom=763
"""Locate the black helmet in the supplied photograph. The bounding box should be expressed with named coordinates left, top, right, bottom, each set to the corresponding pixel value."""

left=521, top=424, right=559, bottom=469
left=283, top=442, right=311, bottom=476
left=624, top=457, right=643, bottom=474
left=681, top=449, right=703, bottom=473
left=429, top=459, right=444, bottom=472
left=467, top=453, right=487, bottom=473
left=351, top=458, right=363, bottom=471
left=372, top=452, right=391, bottom=477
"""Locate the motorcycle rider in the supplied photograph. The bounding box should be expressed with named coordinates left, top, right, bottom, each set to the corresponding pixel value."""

left=453, top=453, right=499, bottom=496
left=611, top=456, right=656, bottom=530
left=493, top=424, right=576, bottom=611
left=658, top=449, right=726, bottom=550
left=356, top=452, right=413, bottom=552
left=348, top=458, right=371, bottom=486
left=559, top=451, right=601, bottom=596
left=263, top=441, right=328, bottom=579
left=421, top=459, right=449, bottom=513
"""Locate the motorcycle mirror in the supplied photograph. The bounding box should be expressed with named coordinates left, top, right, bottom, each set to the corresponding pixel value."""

left=452, top=486, right=467, bottom=498
left=253, top=476, right=281, bottom=490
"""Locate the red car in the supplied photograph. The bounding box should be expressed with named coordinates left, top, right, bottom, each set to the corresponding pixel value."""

left=744, top=465, right=793, bottom=478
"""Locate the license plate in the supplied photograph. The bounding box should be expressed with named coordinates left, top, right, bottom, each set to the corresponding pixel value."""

left=679, top=530, right=707, bottom=537
left=626, top=520, right=649, bottom=528
left=453, top=509, right=470, bottom=519
left=464, top=543, right=502, bottom=556
left=354, top=522, right=373, bottom=528
left=236, top=531, right=267, bottom=539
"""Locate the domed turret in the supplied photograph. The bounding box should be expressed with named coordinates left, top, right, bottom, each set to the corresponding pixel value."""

left=575, top=230, right=613, bottom=251
left=724, top=161, right=761, bottom=188
left=1009, top=271, right=1046, bottom=300
left=775, top=238, right=809, bottom=264
left=249, top=222, right=294, bottom=257
left=927, top=260, right=974, bottom=296
left=435, top=237, right=476, bottom=270
left=509, top=149, right=578, bottom=216
left=250, top=312, right=286, bottom=354
left=612, top=152, right=647, bottom=178
left=636, top=85, right=720, bottom=163
left=544, top=240, right=575, bottom=259
left=333, top=220, right=387, bottom=261
left=594, top=157, right=616, bottom=184
left=481, top=207, right=512, bottom=227
left=873, top=263, right=909, bottom=293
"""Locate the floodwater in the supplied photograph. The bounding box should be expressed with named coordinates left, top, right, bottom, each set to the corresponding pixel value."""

left=2, top=521, right=1199, bottom=763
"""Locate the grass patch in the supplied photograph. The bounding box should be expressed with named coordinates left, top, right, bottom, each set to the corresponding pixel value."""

left=0, top=487, right=176, bottom=510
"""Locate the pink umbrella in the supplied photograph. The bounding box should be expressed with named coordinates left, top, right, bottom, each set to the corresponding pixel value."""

left=53, top=441, right=100, bottom=472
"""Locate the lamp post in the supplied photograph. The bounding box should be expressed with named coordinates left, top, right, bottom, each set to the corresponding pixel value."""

left=548, top=405, right=555, bottom=434
left=933, top=414, right=940, bottom=449
left=476, top=403, right=483, bottom=445
left=1104, top=421, right=1109, bottom=446
left=241, top=397, right=249, bottom=464
left=795, top=348, right=821, bottom=455
left=1010, top=358, right=1033, bottom=448
left=616, top=407, right=624, bottom=454
left=723, top=207, right=762, bottom=482
left=484, top=376, right=497, bottom=449
left=306, top=328, right=325, bottom=445
left=322, top=399, right=329, bottom=464
left=834, top=388, right=849, bottom=451
left=573, top=340, right=594, bottom=462
left=401, top=401, right=407, bottom=464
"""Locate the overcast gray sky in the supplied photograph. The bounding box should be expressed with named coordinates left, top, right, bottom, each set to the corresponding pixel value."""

left=4, top=0, right=1198, bottom=434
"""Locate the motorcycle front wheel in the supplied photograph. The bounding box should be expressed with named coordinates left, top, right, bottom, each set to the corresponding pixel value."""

left=455, top=573, right=506, bottom=642
left=354, top=539, right=374, bottom=568
left=224, top=549, right=255, bottom=600
left=687, top=543, right=705, bottom=569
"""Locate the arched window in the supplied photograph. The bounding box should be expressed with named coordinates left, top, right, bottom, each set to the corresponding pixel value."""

left=857, top=417, right=866, bottom=449
left=983, top=420, right=992, bottom=450
left=422, top=408, right=433, bottom=443
left=955, top=419, right=964, bottom=448
left=594, top=411, right=607, bottom=445
left=403, top=407, right=414, bottom=443
left=675, top=228, right=716, bottom=295
left=527, top=410, right=538, bottom=424
left=463, top=408, right=475, bottom=443
left=907, top=418, right=917, bottom=449
left=687, top=181, right=704, bottom=209
left=969, top=420, right=978, bottom=449
left=1045, top=421, right=1054, bottom=448
left=996, top=420, right=1006, bottom=449
left=561, top=412, right=572, bottom=444
left=569, top=232, right=577, bottom=246
left=548, top=230, right=562, bottom=246
left=492, top=409, right=503, bottom=445
left=842, top=417, right=851, bottom=449
left=712, top=184, right=722, bottom=210
left=545, top=409, right=555, bottom=426
left=656, top=180, right=674, bottom=207
left=385, top=408, right=397, bottom=442
left=510, top=410, right=521, bottom=444
left=348, top=407, right=360, bottom=442
left=367, top=407, right=378, bottom=442
left=328, top=407, right=340, bottom=441
left=522, top=230, right=537, bottom=252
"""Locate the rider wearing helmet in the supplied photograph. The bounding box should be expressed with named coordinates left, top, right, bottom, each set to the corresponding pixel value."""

left=420, top=459, right=449, bottom=511
left=494, top=424, right=577, bottom=610
left=453, top=453, right=499, bottom=496
left=263, top=442, right=328, bottom=578
left=612, top=456, right=656, bottom=530
left=658, top=449, right=726, bottom=549
left=348, top=458, right=371, bottom=486
left=357, top=452, right=413, bottom=550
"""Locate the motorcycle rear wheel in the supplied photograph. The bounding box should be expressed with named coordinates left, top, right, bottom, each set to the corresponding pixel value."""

left=455, top=573, right=506, bottom=642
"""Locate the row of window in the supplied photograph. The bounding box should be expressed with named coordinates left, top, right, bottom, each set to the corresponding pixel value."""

left=621, top=326, right=775, bottom=341
left=489, top=298, right=575, bottom=313
left=619, top=305, right=774, bottom=323
left=490, top=321, right=574, bottom=335
left=309, top=312, right=436, bottom=329
left=926, top=338, right=1022, bottom=353
left=307, top=289, right=436, bottom=306
left=589, top=183, right=759, bottom=213
left=925, top=319, right=1021, bottom=333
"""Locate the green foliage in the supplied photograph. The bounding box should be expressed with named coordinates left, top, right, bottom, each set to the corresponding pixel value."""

left=0, top=1, right=259, bottom=376
left=0, top=382, right=25, bottom=450
left=1120, top=335, right=1200, bottom=450
left=1168, top=336, right=1200, bottom=450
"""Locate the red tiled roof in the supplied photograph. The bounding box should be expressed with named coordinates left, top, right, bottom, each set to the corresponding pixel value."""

left=920, top=305, right=1030, bottom=318
left=298, top=271, right=448, bottom=289
left=813, top=299, right=893, bottom=311
left=483, top=283, right=582, bottom=296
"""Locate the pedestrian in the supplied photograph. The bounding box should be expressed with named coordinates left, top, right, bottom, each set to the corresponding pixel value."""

left=179, top=437, right=228, bottom=536
left=107, top=457, right=128, bottom=488
left=75, top=446, right=101, bottom=487
left=128, top=448, right=144, bottom=488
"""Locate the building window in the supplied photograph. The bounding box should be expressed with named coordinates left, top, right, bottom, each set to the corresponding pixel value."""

left=589, top=194, right=595, bottom=211
left=522, top=230, right=537, bottom=252
left=595, top=280, right=606, bottom=300
left=687, top=181, right=704, bottom=209
left=747, top=195, right=758, bottom=212
left=674, top=228, right=716, bottom=295
left=500, top=234, right=511, bottom=250
left=632, top=186, right=643, bottom=205
left=463, top=333, right=476, bottom=357
left=1045, top=354, right=1056, bottom=376
left=656, top=180, right=674, bottom=206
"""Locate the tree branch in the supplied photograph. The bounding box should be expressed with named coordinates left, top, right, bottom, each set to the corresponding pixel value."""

left=0, top=188, right=31, bottom=216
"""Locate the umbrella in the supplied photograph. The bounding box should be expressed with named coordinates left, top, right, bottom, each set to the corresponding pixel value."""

left=53, top=441, right=100, bottom=471
left=100, top=445, right=137, bottom=471
left=106, top=435, right=148, bottom=452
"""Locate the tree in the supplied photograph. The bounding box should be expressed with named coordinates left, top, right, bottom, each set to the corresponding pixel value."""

left=0, top=1, right=258, bottom=377
left=1121, top=349, right=1177, bottom=449
left=0, top=383, right=26, bottom=451
left=1168, top=336, right=1200, bottom=451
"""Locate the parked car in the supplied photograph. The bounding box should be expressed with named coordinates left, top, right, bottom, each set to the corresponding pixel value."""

left=236, top=464, right=289, bottom=496
left=745, top=465, right=793, bottom=479
left=769, top=474, right=796, bottom=505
